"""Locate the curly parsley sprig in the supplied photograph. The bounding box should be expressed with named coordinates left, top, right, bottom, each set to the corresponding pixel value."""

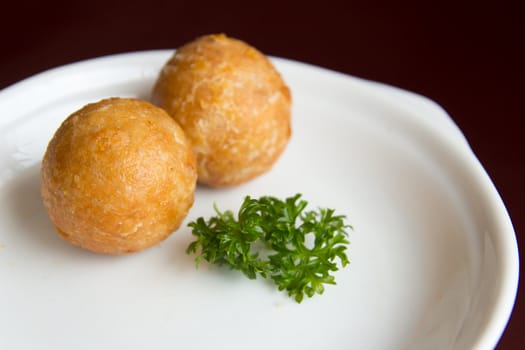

left=186, top=194, right=351, bottom=303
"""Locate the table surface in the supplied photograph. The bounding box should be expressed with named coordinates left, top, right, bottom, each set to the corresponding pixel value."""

left=1, top=1, right=522, bottom=348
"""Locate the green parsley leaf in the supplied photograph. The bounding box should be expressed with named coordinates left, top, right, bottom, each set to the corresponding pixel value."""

left=186, top=194, right=351, bottom=303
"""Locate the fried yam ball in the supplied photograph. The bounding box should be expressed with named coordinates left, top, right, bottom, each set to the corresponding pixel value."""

left=152, top=34, right=292, bottom=187
left=41, top=98, right=197, bottom=254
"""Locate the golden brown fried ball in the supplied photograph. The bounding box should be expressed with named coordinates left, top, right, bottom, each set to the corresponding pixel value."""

left=41, top=98, right=197, bottom=254
left=152, top=34, right=292, bottom=187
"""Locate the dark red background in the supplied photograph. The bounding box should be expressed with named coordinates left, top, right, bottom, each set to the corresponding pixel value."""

left=1, top=0, right=522, bottom=348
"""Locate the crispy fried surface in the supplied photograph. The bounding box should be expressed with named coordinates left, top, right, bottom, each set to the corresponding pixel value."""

left=152, top=34, right=291, bottom=187
left=41, top=98, right=197, bottom=254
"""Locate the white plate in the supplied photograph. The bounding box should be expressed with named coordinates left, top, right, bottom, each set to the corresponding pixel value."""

left=0, top=51, right=518, bottom=350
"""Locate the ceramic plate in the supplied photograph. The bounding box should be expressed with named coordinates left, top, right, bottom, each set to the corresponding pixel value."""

left=0, top=51, right=518, bottom=350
